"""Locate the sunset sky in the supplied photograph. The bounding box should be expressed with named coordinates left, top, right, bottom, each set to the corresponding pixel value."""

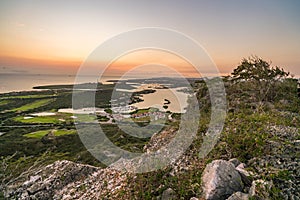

left=1, top=0, right=300, bottom=77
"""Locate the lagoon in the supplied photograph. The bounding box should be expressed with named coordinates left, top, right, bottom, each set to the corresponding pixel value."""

left=132, top=87, right=189, bottom=113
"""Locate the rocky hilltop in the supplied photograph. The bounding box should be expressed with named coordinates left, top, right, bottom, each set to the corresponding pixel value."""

left=4, top=124, right=299, bottom=199
left=5, top=160, right=127, bottom=199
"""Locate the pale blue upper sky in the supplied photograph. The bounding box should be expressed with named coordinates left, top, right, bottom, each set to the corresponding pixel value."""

left=0, top=0, right=299, bottom=76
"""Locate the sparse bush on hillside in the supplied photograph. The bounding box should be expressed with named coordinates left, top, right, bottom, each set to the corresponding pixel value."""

left=223, top=56, right=300, bottom=113
left=230, top=56, right=291, bottom=110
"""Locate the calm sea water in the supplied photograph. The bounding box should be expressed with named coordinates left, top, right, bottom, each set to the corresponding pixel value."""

left=133, top=88, right=189, bottom=113
left=0, top=73, right=118, bottom=94
left=0, top=73, right=191, bottom=113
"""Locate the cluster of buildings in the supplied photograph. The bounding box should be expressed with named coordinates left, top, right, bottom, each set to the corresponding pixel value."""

left=111, top=105, right=138, bottom=114
left=111, top=113, right=131, bottom=121
left=60, top=105, right=169, bottom=123
left=111, top=110, right=167, bottom=122
left=131, top=111, right=166, bottom=121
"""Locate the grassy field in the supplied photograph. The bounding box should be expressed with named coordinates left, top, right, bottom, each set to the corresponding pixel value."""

left=24, top=129, right=77, bottom=138
left=14, top=113, right=73, bottom=124
left=131, top=108, right=150, bottom=114
left=0, top=100, right=10, bottom=106
left=11, top=99, right=54, bottom=112
left=14, top=113, right=99, bottom=124
left=0, top=94, right=56, bottom=100
left=98, top=116, right=110, bottom=122
left=14, top=116, right=60, bottom=123
left=75, top=114, right=98, bottom=122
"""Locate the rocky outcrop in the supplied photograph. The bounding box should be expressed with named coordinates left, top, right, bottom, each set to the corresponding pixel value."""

left=3, top=125, right=299, bottom=199
left=4, top=160, right=128, bottom=200
left=248, top=125, right=300, bottom=199
left=143, top=127, right=202, bottom=175
left=200, top=158, right=279, bottom=200
left=201, top=125, right=300, bottom=200
left=201, top=160, right=244, bottom=200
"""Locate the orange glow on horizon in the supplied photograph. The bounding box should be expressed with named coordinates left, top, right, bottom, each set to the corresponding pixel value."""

left=0, top=55, right=81, bottom=70
left=102, top=50, right=201, bottom=77
left=0, top=51, right=233, bottom=77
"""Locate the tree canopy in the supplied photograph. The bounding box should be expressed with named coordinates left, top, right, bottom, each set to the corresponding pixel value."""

left=231, top=56, right=289, bottom=82
left=230, top=56, right=291, bottom=109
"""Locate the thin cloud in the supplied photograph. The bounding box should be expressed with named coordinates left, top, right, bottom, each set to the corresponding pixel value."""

left=13, top=21, right=25, bottom=27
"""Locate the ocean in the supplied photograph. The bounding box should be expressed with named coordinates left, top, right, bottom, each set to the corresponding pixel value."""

left=0, top=73, right=191, bottom=113
left=0, top=73, right=118, bottom=94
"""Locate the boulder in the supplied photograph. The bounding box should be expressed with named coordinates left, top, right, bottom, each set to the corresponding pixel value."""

left=202, top=160, right=244, bottom=200
left=226, top=192, right=249, bottom=200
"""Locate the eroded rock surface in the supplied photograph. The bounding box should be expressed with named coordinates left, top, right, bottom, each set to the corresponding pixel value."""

left=201, top=160, right=244, bottom=200
left=4, top=160, right=128, bottom=200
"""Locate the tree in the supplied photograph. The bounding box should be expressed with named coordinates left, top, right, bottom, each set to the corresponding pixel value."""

left=231, top=56, right=289, bottom=107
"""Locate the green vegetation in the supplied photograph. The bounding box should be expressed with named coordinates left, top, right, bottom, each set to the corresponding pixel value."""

left=11, top=99, right=54, bottom=112
left=0, top=59, right=299, bottom=199
left=231, top=55, right=290, bottom=110
left=33, top=82, right=116, bottom=90
left=0, top=100, right=9, bottom=106
left=97, top=115, right=110, bottom=122
left=75, top=114, right=98, bottom=122
left=122, top=167, right=203, bottom=199
left=0, top=94, right=56, bottom=100
left=131, top=108, right=150, bottom=114
left=0, top=83, right=153, bottom=188
left=104, top=108, right=112, bottom=114
left=14, top=116, right=60, bottom=124
left=122, top=56, right=299, bottom=199
left=209, top=110, right=300, bottom=162
left=24, top=129, right=77, bottom=138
